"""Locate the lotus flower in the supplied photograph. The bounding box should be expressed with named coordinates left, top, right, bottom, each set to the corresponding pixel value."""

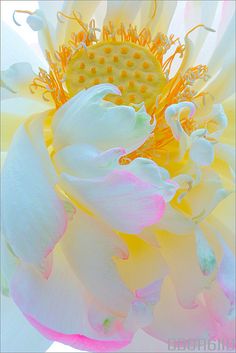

left=1, top=1, right=235, bottom=352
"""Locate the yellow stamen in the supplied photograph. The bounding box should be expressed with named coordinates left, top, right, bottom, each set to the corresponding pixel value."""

left=29, top=14, right=214, bottom=164
left=13, top=10, right=33, bottom=26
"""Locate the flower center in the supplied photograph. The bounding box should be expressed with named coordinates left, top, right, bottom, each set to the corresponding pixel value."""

left=25, top=10, right=214, bottom=165
left=65, top=41, right=167, bottom=112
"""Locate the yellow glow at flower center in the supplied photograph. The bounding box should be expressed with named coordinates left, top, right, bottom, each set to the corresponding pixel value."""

left=65, top=41, right=167, bottom=113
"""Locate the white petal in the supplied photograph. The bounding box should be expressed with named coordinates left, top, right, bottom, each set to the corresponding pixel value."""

left=54, top=144, right=125, bottom=178
left=1, top=22, right=46, bottom=71
left=185, top=169, right=231, bottom=222
left=38, top=0, right=64, bottom=30
left=60, top=170, right=165, bottom=234
left=137, top=1, right=177, bottom=35
left=115, top=233, right=168, bottom=292
left=184, top=1, right=218, bottom=66
left=27, top=114, right=59, bottom=184
left=1, top=63, right=34, bottom=96
left=57, top=0, right=102, bottom=45
left=2, top=124, right=67, bottom=266
left=1, top=237, right=18, bottom=294
left=144, top=277, right=212, bottom=341
left=10, top=248, right=93, bottom=335
left=17, top=9, right=56, bottom=58
left=10, top=246, right=132, bottom=350
left=61, top=209, right=133, bottom=316
left=156, top=204, right=194, bottom=235
left=104, top=1, right=142, bottom=27
left=198, top=14, right=235, bottom=102
left=1, top=97, right=49, bottom=151
left=217, top=233, right=236, bottom=309
left=215, top=143, right=235, bottom=182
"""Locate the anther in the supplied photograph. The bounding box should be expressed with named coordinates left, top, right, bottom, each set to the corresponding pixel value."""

left=108, top=76, right=114, bottom=83
left=99, top=57, right=105, bottom=64
left=91, top=67, right=96, bottom=74
left=113, top=55, right=119, bottom=63
left=143, top=62, right=149, bottom=69
left=107, top=66, right=112, bottom=73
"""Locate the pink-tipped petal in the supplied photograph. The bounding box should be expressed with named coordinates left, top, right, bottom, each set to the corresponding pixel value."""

left=26, top=315, right=131, bottom=353
left=60, top=170, right=165, bottom=234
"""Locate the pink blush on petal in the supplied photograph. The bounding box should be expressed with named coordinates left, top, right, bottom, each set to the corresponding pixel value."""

left=25, top=314, right=131, bottom=353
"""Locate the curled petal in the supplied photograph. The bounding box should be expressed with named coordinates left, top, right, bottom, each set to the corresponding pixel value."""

left=185, top=169, right=231, bottom=222
left=190, top=137, right=214, bottom=166
left=165, top=102, right=195, bottom=160
left=121, top=158, right=177, bottom=202
left=52, top=84, right=154, bottom=153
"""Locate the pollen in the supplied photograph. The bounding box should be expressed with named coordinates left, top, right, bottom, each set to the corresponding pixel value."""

left=66, top=41, right=167, bottom=112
